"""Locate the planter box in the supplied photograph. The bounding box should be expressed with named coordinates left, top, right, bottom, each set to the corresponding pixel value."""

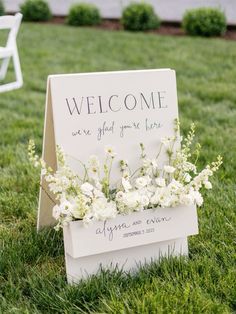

left=63, top=205, right=198, bottom=283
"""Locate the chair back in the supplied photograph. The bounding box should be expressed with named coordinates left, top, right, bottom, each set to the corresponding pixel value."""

left=0, top=13, right=23, bottom=47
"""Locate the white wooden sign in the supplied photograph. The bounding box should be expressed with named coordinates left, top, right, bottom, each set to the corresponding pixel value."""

left=38, top=69, right=198, bottom=283
left=64, top=206, right=198, bottom=258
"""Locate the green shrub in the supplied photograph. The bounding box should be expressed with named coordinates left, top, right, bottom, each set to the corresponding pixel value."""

left=0, top=0, right=5, bottom=16
left=20, top=0, right=52, bottom=22
left=67, top=3, right=101, bottom=26
left=122, top=2, right=160, bottom=31
left=182, top=7, right=226, bottom=37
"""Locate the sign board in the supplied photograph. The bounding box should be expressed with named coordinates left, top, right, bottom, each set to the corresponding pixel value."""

left=38, top=69, right=198, bottom=282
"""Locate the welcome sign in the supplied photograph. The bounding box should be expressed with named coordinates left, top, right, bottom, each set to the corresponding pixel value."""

left=38, top=69, right=198, bottom=282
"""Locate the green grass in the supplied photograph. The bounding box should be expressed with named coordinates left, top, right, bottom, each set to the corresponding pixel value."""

left=1, top=23, right=236, bottom=313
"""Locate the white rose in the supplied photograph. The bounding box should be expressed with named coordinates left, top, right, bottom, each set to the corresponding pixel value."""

left=81, top=182, right=94, bottom=197
left=135, top=176, right=151, bottom=189
left=93, top=199, right=117, bottom=221
left=123, top=191, right=139, bottom=209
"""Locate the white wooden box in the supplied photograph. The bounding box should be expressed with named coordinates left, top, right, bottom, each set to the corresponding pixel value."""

left=63, top=205, right=198, bottom=283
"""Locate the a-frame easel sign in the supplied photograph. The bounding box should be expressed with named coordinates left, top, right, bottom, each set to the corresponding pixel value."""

left=38, top=69, right=198, bottom=284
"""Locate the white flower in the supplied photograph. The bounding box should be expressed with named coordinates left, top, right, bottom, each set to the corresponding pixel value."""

left=140, top=194, right=149, bottom=207
left=183, top=162, right=197, bottom=174
left=116, top=191, right=141, bottom=213
left=122, top=177, right=132, bottom=192
left=123, top=192, right=138, bottom=208
left=92, top=198, right=117, bottom=221
left=135, top=176, right=151, bottom=189
left=168, top=179, right=183, bottom=191
left=69, top=196, right=89, bottom=219
left=164, top=165, right=176, bottom=174
left=45, top=174, right=54, bottom=183
left=60, top=199, right=74, bottom=214
left=48, top=172, right=72, bottom=195
left=88, top=155, right=100, bottom=168
left=61, top=215, right=73, bottom=226
left=161, top=136, right=175, bottom=147
left=105, top=145, right=116, bottom=158
left=88, top=155, right=100, bottom=178
left=151, top=159, right=158, bottom=169
left=83, top=210, right=94, bottom=226
left=155, top=177, right=166, bottom=187
left=93, top=187, right=104, bottom=198
left=204, top=181, right=212, bottom=189
left=184, top=173, right=191, bottom=183
left=120, top=159, right=129, bottom=171
left=116, top=191, right=124, bottom=200
left=179, top=193, right=194, bottom=206
left=193, top=191, right=203, bottom=206
left=122, top=170, right=130, bottom=179
left=81, top=182, right=94, bottom=197
left=29, top=125, right=221, bottom=230
left=52, top=205, right=61, bottom=220
left=150, top=188, right=170, bottom=207
left=94, top=181, right=102, bottom=191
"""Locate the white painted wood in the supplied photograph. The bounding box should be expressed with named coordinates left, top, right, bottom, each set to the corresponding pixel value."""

left=63, top=205, right=198, bottom=259
left=64, top=237, right=189, bottom=283
left=4, top=0, right=236, bottom=25
left=0, top=13, right=23, bottom=93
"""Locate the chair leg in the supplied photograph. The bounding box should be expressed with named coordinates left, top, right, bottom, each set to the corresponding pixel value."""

left=0, top=57, right=10, bottom=80
left=0, top=47, right=23, bottom=93
left=12, top=48, right=23, bottom=88
left=0, top=52, right=23, bottom=92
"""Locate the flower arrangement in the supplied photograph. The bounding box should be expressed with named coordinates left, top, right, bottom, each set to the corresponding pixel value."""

left=28, top=120, right=222, bottom=230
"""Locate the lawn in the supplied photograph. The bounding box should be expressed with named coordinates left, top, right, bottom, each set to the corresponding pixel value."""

left=0, top=23, right=236, bottom=313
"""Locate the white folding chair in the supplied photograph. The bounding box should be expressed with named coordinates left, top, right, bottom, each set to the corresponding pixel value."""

left=0, top=13, right=23, bottom=93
